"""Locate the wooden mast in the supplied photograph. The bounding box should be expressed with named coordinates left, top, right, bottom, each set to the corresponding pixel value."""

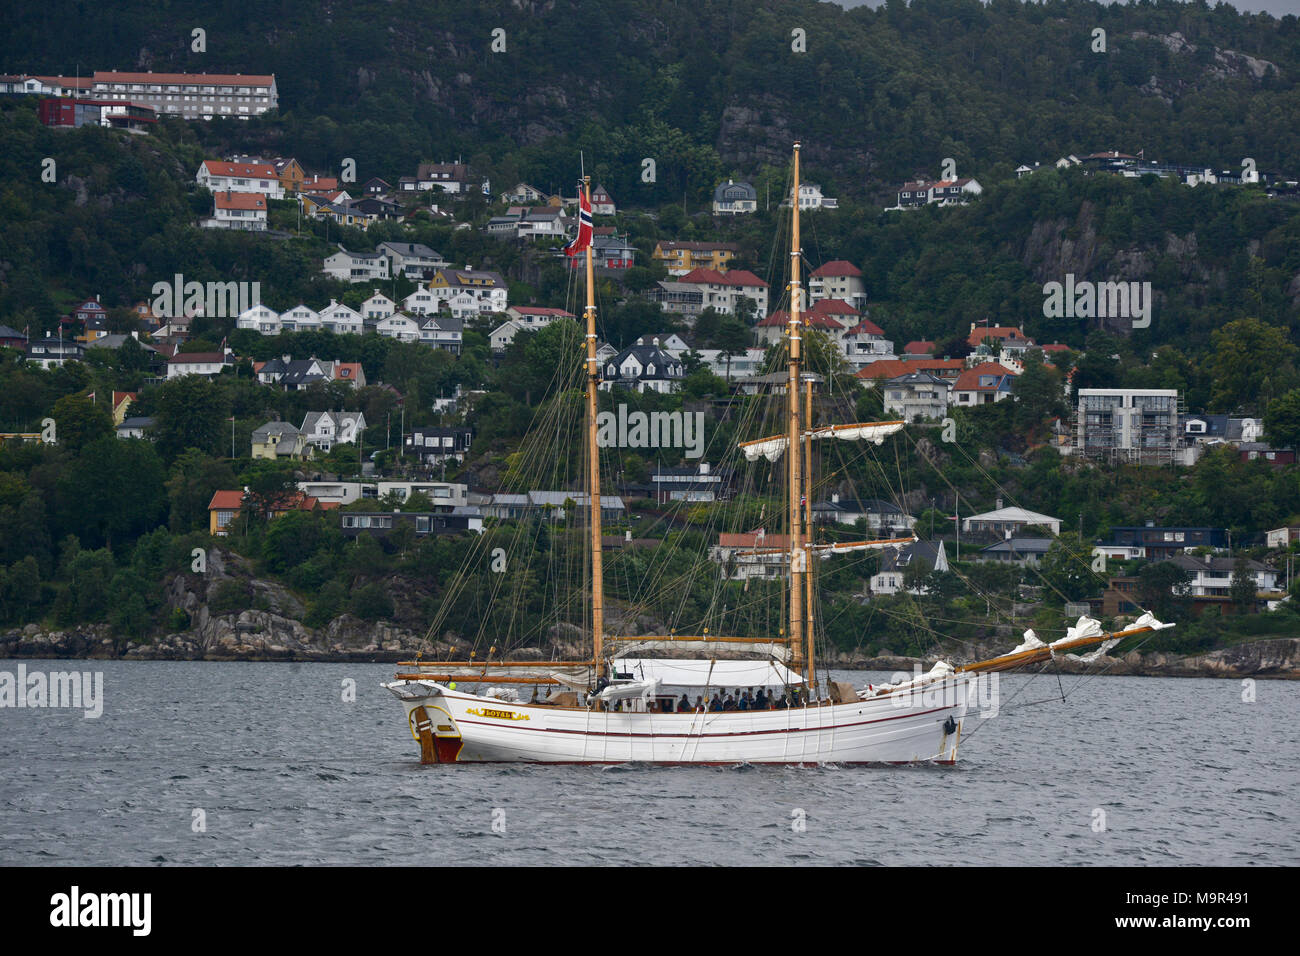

left=582, top=176, right=605, bottom=673
left=803, top=374, right=815, bottom=690
left=787, top=143, right=804, bottom=678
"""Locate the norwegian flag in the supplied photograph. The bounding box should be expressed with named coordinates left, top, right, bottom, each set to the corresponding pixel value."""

left=564, top=184, right=593, bottom=257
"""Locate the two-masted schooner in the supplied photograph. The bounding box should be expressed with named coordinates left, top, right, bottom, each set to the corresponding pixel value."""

left=385, top=144, right=1173, bottom=764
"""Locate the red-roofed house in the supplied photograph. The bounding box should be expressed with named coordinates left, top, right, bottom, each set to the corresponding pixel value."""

left=333, top=363, right=366, bottom=388
left=675, top=268, right=768, bottom=316
left=809, top=260, right=867, bottom=311
left=965, top=324, right=1033, bottom=350
left=711, top=528, right=792, bottom=580
left=208, top=190, right=268, bottom=231
left=953, top=363, right=1017, bottom=407
left=903, top=340, right=937, bottom=356
left=208, top=489, right=339, bottom=536
left=755, top=310, right=845, bottom=346
left=196, top=160, right=284, bottom=198
left=856, top=358, right=965, bottom=382
left=840, top=317, right=895, bottom=367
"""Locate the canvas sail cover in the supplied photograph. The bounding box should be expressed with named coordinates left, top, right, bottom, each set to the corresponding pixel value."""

left=613, top=639, right=792, bottom=661
left=612, top=658, right=803, bottom=689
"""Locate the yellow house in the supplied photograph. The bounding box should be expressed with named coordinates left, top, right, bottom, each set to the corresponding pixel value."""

left=652, top=241, right=740, bottom=276
left=251, top=421, right=313, bottom=461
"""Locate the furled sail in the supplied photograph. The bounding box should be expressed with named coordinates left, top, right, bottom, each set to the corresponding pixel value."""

left=612, top=639, right=793, bottom=661
left=739, top=420, right=905, bottom=461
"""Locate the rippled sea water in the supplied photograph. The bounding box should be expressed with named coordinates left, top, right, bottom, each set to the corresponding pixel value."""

left=1, top=660, right=1296, bottom=866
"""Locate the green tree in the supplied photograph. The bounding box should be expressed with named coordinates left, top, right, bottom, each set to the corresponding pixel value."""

left=51, top=393, right=112, bottom=452
left=152, top=377, right=230, bottom=462
left=166, top=449, right=237, bottom=532
left=1263, top=389, right=1300, bottom=450
left=1230, top=558, right=1257, bottom=609
left=1209, top=319, right=1299, bottom=413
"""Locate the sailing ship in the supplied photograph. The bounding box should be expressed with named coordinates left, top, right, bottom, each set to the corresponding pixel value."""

left=385, top=144, right=1174, bottom=764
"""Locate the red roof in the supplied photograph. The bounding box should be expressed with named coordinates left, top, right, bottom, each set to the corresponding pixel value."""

left=1041, top=343, right=1071, bottom=352
left=334, top=363, right=363, bottom=380
left=208, top=490, right=245, bottom=511
left=904, top=340, right=936, bottom=353
left=679, top=267, right=767, bottom=288
left=758, top=310, right=843, bottom=331
left=966, top=326, right=1032, bottom=348
left=203, top=160, right=277, bottom=179
left=719, top=529, right=790, bottom=549
left=810, top=260, right=861, bottom=278
left=724, top=269, right=767, bottom=288
left=844, top=319, right=885, bottom=336
left=215, top=192, right=267, bottom=211
left=301, top=176, right=339, bottom=191
left=810, top=299, right=859, bottom=315
left=856, top=358, right=965, bottom=380
left=955, top=362, right=1016, bottom=391
left=95, top=71, right=275, bottom=86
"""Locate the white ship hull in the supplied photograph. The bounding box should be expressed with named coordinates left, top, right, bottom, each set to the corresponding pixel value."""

left=386, top=678, right=973, bottom=765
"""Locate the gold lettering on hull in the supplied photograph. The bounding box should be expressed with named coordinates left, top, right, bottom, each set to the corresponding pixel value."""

left=467, top=707, right=530, bottom=721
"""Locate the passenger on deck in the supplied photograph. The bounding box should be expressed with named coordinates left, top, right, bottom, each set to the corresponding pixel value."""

left=723, top=694, right=737, bottom=711
left=775, top=694, right=787, bottom=709
left=737, top=692, right=749, bottom=711
left=754, top=687, right=767, bottom=709
left=709, top=694, right=723, bottom=712
left=694, top=696, right=705, bottom=712
left=679, top=694, right=691, bottom=712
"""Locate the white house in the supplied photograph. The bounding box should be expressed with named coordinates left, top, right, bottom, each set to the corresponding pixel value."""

left=279, top=304, right=322, bottom=333
left=600, top=343, right=686, bottom=394
left=784, top=183, right=838, bottom=210
left=237, top=304, right=281, bottom=334
left=361, top=291, right=396, bottom=320
left=712, top=180, right=757, bottom=215
left=962, top=502, right=1062, bottom=537
left=808, top=260, right=867, bottom=311
left=167, top=350, right=232, bottom=379
left=1169, top=555, right=1279, bottom=597
left=322, top=248, right=390, bottom=283
left=206, top=190, right=268, bottom=231
left=420, top=316, right=463, bottom=354
left=376, top=315, right=421, bottom=342
left=319, top=300, right=363, bottom=335
left=301, top=411, right=367, bottom=452
left=196, top=160, right=284, bottom=199
left=882, top=372, right=951, bottom=421
left=378, top=241, right=447, bottom=280
left=403, top=285, right=441, bottom=316
left=674, top=268, right=768, bottom=316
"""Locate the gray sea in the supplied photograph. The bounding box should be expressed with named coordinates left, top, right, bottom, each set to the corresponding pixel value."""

left=1, top=660, right=1296, bottom=866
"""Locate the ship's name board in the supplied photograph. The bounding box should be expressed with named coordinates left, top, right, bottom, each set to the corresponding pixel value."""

left=467, top=707, right=529, bottom=721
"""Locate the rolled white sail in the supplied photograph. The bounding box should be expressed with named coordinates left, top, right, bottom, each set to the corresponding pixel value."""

left=739, top=420, right=905, bottom=461
left=808, top=536, right=917, bottom=555
left=740, top=436, right=788, bottom=462
left=809, top=421, right=905, bottom=444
